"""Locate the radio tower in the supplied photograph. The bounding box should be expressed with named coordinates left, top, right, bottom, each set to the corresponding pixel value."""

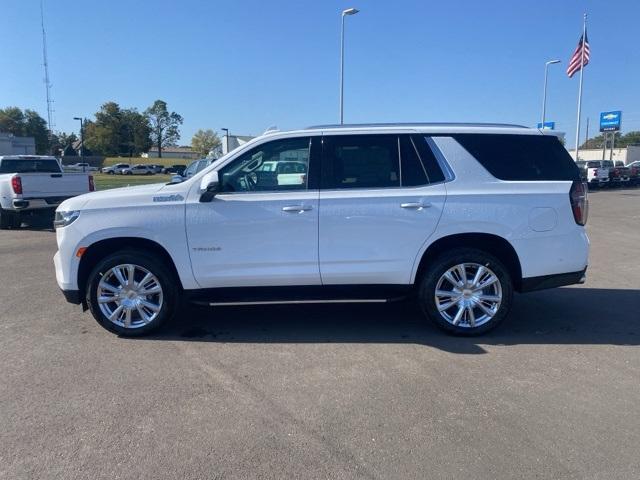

left=40, top=0, right=54, bottom=149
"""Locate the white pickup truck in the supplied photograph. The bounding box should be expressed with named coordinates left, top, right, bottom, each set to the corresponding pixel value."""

left=0, top=155, right=94, bottom=229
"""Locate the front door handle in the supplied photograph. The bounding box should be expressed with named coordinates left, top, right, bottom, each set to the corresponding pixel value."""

left=400, top=202, right=431, bottom=209
left=282, top=204, right=313, bottom=213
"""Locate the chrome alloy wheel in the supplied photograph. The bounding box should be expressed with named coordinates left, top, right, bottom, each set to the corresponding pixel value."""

left=434, top=263, right=502, bottom=328
left=97, top=264, right=164, bottom=329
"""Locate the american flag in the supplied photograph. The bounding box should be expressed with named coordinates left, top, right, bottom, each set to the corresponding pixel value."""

left=567, top=33, right=590, bottom=78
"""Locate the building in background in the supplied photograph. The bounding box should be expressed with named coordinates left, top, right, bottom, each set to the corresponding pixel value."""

left=568, top=145, right=640, bottom=165
left=221, top=134, right=254, bottom=155
left=143, top=146, right=200, bottom=160
left=0, top=132, right=36, bottom=155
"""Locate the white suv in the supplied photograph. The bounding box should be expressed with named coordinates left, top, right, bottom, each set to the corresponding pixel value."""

left=53, top=124, right=589, bottom=336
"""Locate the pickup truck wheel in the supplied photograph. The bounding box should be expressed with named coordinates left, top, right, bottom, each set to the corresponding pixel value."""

left=86, top=250, right=179, bottom=336
left=418, top=248, right=513, bottom=336
left=0, top=209, right=20, bottom=229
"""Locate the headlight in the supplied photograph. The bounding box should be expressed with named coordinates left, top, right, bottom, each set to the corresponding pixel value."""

left=54, top=210, right=80, bottom=229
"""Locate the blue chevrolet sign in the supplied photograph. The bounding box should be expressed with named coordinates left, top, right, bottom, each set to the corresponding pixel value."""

left=600, top=111, right=622, bottom=132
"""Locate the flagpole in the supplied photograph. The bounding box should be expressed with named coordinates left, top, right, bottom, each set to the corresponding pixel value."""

left=574, top=13, right=587, bottom=160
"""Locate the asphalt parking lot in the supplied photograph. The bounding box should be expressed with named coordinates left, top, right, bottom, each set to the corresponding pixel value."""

left=1, top=189, right=639, bottom=479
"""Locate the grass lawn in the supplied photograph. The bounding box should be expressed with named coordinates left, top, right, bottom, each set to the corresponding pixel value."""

left=103, top=157, right=194, bottom=167
left=93, top=173, right=171, bottom=190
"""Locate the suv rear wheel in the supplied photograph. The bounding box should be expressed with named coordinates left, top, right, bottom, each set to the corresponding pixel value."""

left=86, top=250, right=179, bottom=336
left=418, top=248, right=513, bottom=335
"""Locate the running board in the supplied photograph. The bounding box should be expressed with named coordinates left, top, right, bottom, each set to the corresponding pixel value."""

left=208, top=298, right=390, bottom=307
left=184, top=285, right=413, bottom=307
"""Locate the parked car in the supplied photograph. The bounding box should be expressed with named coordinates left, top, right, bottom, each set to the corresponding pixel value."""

left=576, top=161, right=609, bottom=188
left=120, top=164, right=156, bottom=175
left=65, top=162, right=98, bottom=172
left=101, top=163, right=130, bottom=175
left=161, top=164, right=187, bottom=175
left=54, top=123, right=589, bottom=337
left=0, top=155, right=94, bottom=229
left=147, top=164, right=164, bottom=174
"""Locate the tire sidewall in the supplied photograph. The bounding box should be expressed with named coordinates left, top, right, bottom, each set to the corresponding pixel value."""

left=86, top=250, right=178, bottom=336
left=419, top=248, right=513, bottom=336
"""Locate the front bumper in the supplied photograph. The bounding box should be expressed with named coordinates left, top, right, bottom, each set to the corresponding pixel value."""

left=520, top=268, right=587, bottom=293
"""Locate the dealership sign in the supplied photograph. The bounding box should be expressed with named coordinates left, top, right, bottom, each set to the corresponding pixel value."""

left=600, top=111, right=622, bottom=132
left=536, top=121, right=555, bottom=130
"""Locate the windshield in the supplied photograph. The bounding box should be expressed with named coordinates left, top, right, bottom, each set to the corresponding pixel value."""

left=0, top=158, right=61, bottom=173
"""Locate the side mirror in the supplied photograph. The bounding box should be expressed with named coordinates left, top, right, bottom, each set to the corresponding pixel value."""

left=199, top=171, right=220, bottom=202
left=170, top=174, right=184, bottom=184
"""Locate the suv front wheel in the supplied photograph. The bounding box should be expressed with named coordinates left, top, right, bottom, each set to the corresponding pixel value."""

left=86, top=250, right=179, bottom=336
left=418, top=248, right=513, bottom=335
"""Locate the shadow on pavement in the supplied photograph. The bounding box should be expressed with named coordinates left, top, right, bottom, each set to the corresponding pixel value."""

left=139, top=287, right=640, bottom=354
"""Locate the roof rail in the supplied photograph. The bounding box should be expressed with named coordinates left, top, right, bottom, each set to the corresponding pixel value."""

left=306, top=122, right=529, bottom=129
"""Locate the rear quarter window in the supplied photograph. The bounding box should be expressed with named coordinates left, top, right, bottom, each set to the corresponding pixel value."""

left=453, top=134, right=580, bottom=181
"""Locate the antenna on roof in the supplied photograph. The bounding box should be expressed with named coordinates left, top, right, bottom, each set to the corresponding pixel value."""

left=40, top=0, right=54, bottom=151
left=263, top=125, right=279, bottom=135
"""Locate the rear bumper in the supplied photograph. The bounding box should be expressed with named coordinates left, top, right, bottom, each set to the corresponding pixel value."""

left=520, top=268, right=587, bottom=293
left=11, top=197, right=71, bottom=210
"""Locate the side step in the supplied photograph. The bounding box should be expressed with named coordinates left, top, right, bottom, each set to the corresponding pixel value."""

left=184, top=284, right=413, bottom=307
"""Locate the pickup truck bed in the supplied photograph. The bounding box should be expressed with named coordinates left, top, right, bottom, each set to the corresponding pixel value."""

left=0, top=155, right=93, bottom=228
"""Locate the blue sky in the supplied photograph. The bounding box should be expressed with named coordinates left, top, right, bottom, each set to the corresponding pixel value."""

left=1, top=0, right=639, bottom=146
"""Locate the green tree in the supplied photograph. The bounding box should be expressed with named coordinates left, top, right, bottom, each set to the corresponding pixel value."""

left=0, top=107, right=25, bottom=135
left=0, top=107, right=50, bottom=154
left=84, top=102, right=152, bottom=156
left=120, top=109, right=152, bottom=156
left=191, top=129, right=221, bottom=157
left=580, top=131, right=640, bottom=149
left=24, top=109, right=50, bottom=154
left=144, top=100, right=183, bottom=158
left=84, top=102, right=121, bottom=155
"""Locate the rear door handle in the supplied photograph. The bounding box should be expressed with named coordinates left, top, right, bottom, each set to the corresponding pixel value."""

left=282, top=204, right=313, bottom=213
left=400, top=202, right=431, bottom=209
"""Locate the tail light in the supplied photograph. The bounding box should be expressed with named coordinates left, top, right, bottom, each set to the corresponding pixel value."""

left=570, top=180, right=588, bottom=226
left=11, top=176, right=22, bottom=195
left=89, top=175, right=95, bottom=192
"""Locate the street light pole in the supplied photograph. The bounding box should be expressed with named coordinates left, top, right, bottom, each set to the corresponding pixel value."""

left=340, top=7, right=359, bottom=125
left=541, top=60, right=560, bottom=128
left=221, top=128, right=229, bottom=155
left=73, top=116, right=84, bottom=169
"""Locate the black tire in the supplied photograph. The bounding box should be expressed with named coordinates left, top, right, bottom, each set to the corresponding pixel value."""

left=86, top=249, right=180, bottom=336
left=0, top=209, right=21, bottom=229
left=418, top=248, right=513, bottom=336
left=0, top=209, right=12, bottom=229
left=108, top=171, right=115, bottom=175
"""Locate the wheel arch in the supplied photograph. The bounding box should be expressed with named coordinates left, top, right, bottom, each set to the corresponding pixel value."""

left=413, top=233, right=523, bottom=291
left=77, top=237, right=183, bottom=301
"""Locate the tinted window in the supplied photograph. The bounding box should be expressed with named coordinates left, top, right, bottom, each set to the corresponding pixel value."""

left=414, top=136, right=446, bottom=183
left=321, top=135, right=399, bottom=189
left=399, top=136, right=428, bottom=186
left=219, top=137, right=311, bottom=192
left=0, top=158, right=61, bottom=173
left=453, top=134, right=580, bottom=181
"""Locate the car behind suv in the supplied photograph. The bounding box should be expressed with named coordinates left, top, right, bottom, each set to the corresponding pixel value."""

left=53, top=124, right=589, bottom=336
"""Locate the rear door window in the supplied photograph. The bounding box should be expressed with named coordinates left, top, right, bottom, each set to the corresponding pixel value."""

left=321, top=135, right=400, bottom=189
left=453, top=134, right=580, bottom=181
